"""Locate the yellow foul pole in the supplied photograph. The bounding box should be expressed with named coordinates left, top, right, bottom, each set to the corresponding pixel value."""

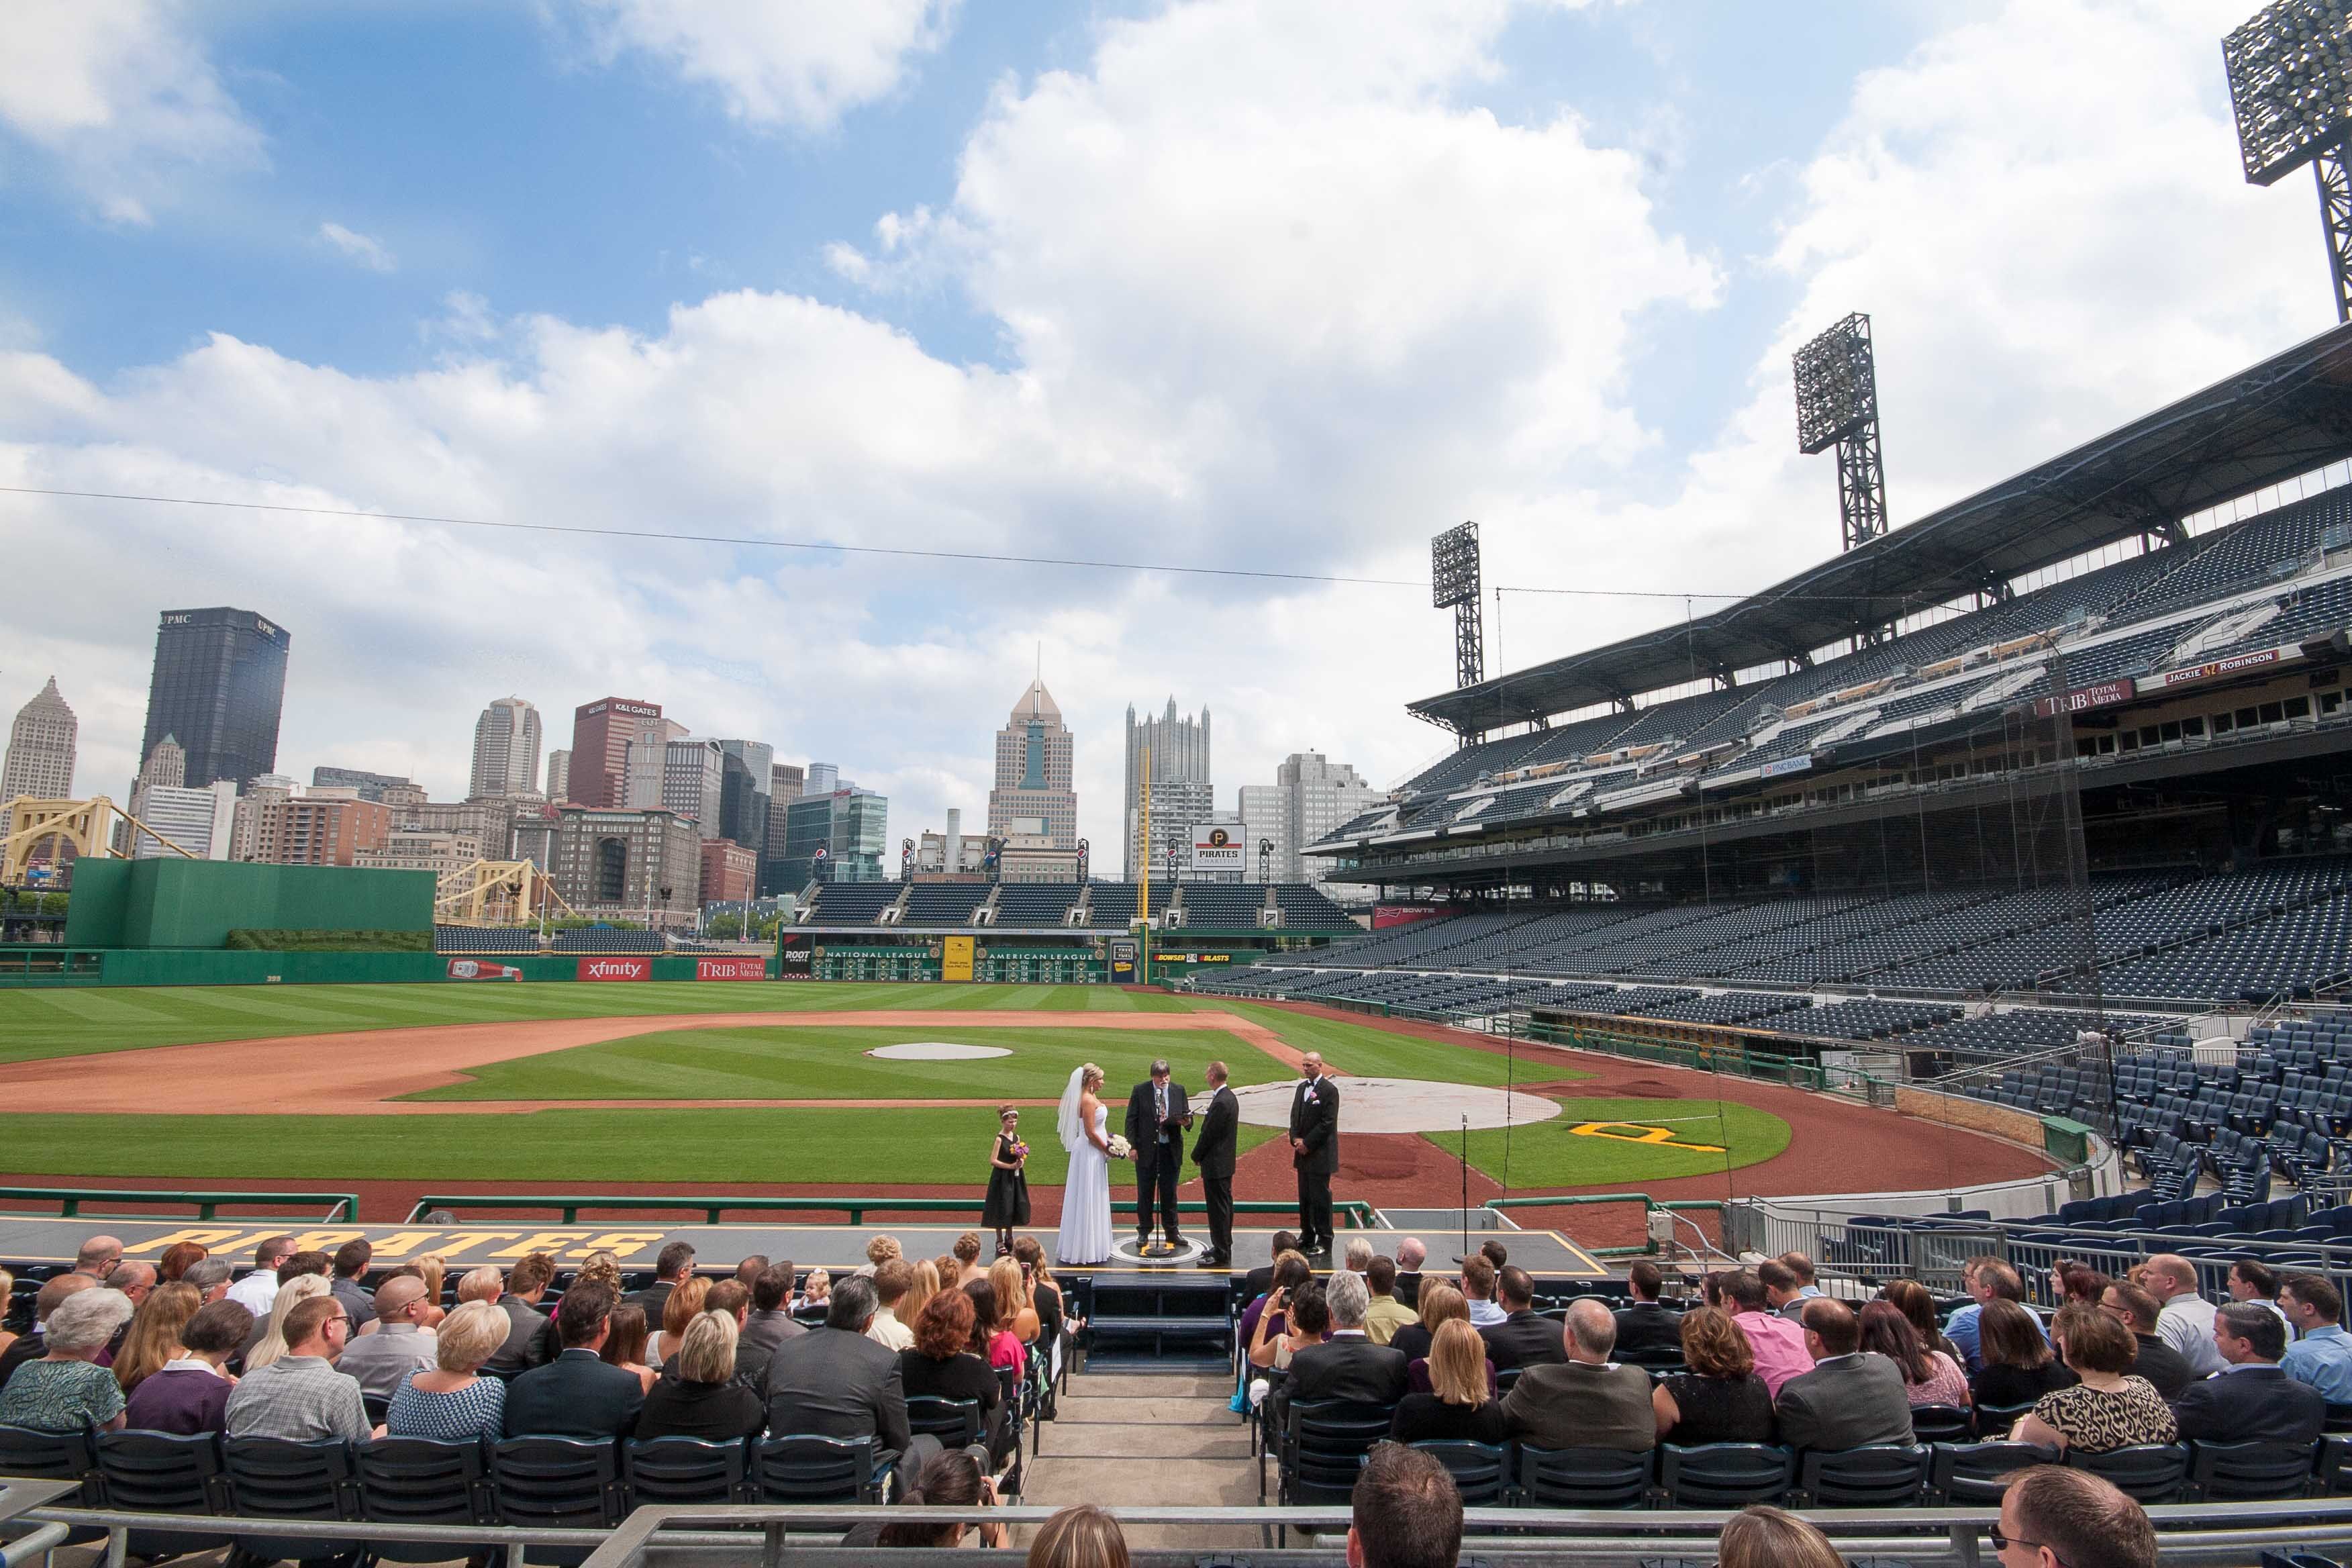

left=1138, top=743, right=1151, bottom=984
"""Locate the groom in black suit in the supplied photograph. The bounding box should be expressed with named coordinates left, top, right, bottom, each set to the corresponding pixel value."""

left=1124, top=1059, right=1191, bottom=1254
left=1289, top=1051, right=1340, bottom=1257
left=1191, top=1059, right=1240, bottom=1268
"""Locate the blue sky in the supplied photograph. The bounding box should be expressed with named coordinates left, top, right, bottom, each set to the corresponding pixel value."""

left=0, top=0, right=2326, bottom=856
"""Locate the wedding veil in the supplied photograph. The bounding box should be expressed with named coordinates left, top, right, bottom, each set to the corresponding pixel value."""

left=1057, top=1067, right=1089, bottom=1154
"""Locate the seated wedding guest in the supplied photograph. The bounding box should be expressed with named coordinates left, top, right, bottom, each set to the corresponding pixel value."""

left=2173, top=1301, right=2327, bottom=1445
left=932, top=1255, right=961, bottom=1295
left=1346, top=1443, right=1457, bottom=1568
left=1240, top=1255, right=1312, bottom=1349
left=386, top=1299, right=508, bottom=1441
left=1389, top=1318, right=1506, bottom=1444
left=1653, top=1306, right=1774, bottom=1445
left=1947, top=1257, right=2045, bottom=1371
left=1392, top=1238, right=1428, bottom=1309
left=2010, top=1304, right=2175, bottom=1455
left=1725, top=1270, right=1813, bottom=1398
left=1402, top=1285, right=1496, bottom=1398
left=867, top=1261, right=918, bottom=1352
left=862, top=1236, right=903, bottom=1278
left=1012, top=1238, right=1068, bottom=1339
left=1858, top=1300, right=1969, bottom=1408
left=637, top=1312, right=763, bottom=1441
left=899, top=1288, right=1011, bottom=1464
left=1479, top=1267, right=1565, bottom=1372
left=405, top=1255, right=447, bottom=1330
left=1502, top=1300, right=1653, bottom=1453
left=1779, top=1253, right=1824, bottom=1306
left=1344, top=1237, right=1377, bottom=1276
left=1250, top=1280, right=1328, bottom=1373
left=336, top=1275, right=438, bottom=1402
left=802, top=1269, right=832, bottom=1309
left=245, top=1274, right=335, bottom=1371
left=1026, top=1502, right=1126, bottom=1568
left=735, top=1255, right=769, bottom=1287
left=330, top=1240, right=379, bottom=1334
left=1971, top=1299, right=2075, bottom=1412
left=2098, top=1279, right=2195, bottom=1401
left=183, top=1259, right=234, bottom=1307
left=157, top=1242, right=209, bottom=1285
left=761, top=1277, right=917, bottom=1477
left=1774, top=1300, right=1914, bottom=1452
left=1364, top=1257, right=1416, bottom=1346
left=899, top=1260, right=939, bottom=1335
left=575, top=1252, right=626, bottom=1295
left=484, top=1251, right=559, bottom=1377
left=0, top=1289, right=132, bottom=1432
left=113, top=1281, right=200, bottom=1396
left=2054, top=1261, right=2108, bottom=1310
left=505, top=1283, right=645, bottom=1439
left=2229, top=1257, right=2296, bottom=1340
left=1241, top=1233, right=1297, bottom=1308
left=225, top=1236, right=295, bottom=1320
left=1716, top=1505, right=1844, bottom=1568
left=953, top=1232, right=986, bottom=1285
left=1881, top=1277, right=1964, bottom=1363
left=456, top=1266, right=503, bottom=1309
left=738, top=1263, right=805, bottom=1390
left=1757, top=1259, right=1806, bottom=1321
left=1614, top=1261, right=1683, bottom=1359
left=1458, top=1256, right=1505, bottom=1328
left=841, top=1448, right=1009, bottom=1552
left=650, top=1275, right=711, bottom=1367
left=2000, top=1467, right=2159, bottom=1568
left=2281, top=1272, right=2352, bottom=1403
left=967, top=1278, right=1026, bottom=1376
left=601, top=1304, right=658, bottom=1395
left=1289, top=1271, right=1407, bottom=1405
left=989, top=1257, right=1040, bottom=1344
left=226, top=1295, right=368, bottom=1441
left=626, top=1242, right=696, bottom=1320
left=0, top=1275, right=92, bottom=1393
left=2141, top=1255, right=2222, bottom=1377
left=123, top=1300, right=250, bottom=1435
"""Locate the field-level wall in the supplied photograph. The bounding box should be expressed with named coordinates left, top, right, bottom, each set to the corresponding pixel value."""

left=0, top=950, right=777, bottom=987
left=64, top=860, right=435, bottom=948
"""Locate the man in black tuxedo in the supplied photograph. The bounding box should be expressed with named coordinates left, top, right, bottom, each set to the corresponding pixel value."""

left=2173, top=1301, right=2327, bottom=1445
left=1288, top=1051, right=1340, bottom=1257
left=1124, top=1059, right=1193, bottom=1254
left=1191, top=1059, right=1240, bottom=1268
left=503, top=1282, right=646, bottom=1438
left=1479, top=1267, right=1568, bottom=1372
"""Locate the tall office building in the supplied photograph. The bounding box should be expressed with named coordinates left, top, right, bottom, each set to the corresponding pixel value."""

left=1250, top=752, right=1379, bottom=885
left=140, top=607, right=290, bottom=789
left=247, top=793, right=392, bottom=867
left=1238, top=784, right=1287, bottom=885
left=545, top=748, right=571, bottom=803
left=659, top=738, right=726, bottom=832
left=530, top=805, right=701, bottom=924
left=470, top=697, right=543, bottom=799
left=781, top=787, right=888, bottom=885
left=131, top=781, right=238, bottom=860
left=1124, top=698, right=1212, bottom=879
left=714, top=740, right=773, bottom=863
left=311, top=765, right=411, bottom=803
left=760, top=762, right=805, bottom=896
left=804, top=762, right=840, bottom=795
left=988, top=679, right=1077, bottom=850
left=1, top=678, right=76, bottom=807
left=569, top=697, right=663, bottom=809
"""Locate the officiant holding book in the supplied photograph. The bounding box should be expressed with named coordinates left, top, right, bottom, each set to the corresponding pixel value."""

left=1125, top=1059, right=1192, bottom=1255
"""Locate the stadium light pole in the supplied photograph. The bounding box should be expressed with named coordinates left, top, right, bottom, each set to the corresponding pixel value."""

left=1792, top=312, right=1890, bottom=557
left=2225, top=0, right=2352, bottom=320
left=1430, top=522, right=1485, bottom=748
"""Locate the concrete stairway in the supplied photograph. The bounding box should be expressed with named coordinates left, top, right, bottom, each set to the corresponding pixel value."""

left=1019, top=1368, right=1265, bottom=1553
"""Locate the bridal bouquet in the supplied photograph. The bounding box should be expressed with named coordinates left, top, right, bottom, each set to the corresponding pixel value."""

left=1010, top=1140, right=1029, bottom=1161
left=1107, top=1134, right=1134, bottom=1159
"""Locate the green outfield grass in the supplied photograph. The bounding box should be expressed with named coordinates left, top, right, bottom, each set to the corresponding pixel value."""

left=1456, top=1095, right=1792, bottom=1187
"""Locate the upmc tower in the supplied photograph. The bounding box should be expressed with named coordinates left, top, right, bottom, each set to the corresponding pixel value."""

left=140, top=607, right=291, bottom=790
left=571, top=697, right=663, bottom=809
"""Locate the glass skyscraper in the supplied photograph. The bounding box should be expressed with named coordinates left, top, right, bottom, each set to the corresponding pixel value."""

left=140, top=607, right=290, bottom=790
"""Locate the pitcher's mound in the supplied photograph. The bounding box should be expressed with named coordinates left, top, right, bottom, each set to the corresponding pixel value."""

left=865, top=1042, right=1014, bottom=1061
left=1231, top=1077, right=1561, bottom=1134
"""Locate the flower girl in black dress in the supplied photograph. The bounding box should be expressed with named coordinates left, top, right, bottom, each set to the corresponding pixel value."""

left=982, top=1105, right=1030, bottom=1258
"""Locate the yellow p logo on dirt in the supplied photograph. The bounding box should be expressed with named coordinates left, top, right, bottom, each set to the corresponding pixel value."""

left=1568, top=1120, right=1726, bottom=1154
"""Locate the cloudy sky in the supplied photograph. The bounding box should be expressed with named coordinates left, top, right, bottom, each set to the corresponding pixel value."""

left=0, top=0, right=2331, bottom=853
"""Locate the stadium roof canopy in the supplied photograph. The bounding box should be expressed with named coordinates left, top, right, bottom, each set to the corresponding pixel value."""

left=1410, top=322, right=2352, bottom=735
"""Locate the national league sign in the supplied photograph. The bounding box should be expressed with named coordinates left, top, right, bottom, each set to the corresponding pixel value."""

left=1189, top=825, right=1244, bottom=873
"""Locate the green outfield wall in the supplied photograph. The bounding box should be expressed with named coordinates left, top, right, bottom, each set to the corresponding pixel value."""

left=64, top=861, right=436, bottom=949
left=0, top=948, right=776, bottom=987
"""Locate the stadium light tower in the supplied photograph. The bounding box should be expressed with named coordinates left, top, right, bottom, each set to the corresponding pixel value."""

left=2224, top=0, right=2352, bottom=320
left=1792, top=312, right=1890, bottom=554
left=1431, top=519, right=1484, bottom=692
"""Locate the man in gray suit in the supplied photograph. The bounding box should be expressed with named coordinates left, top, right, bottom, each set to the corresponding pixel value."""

left=1774, top=1299, right=1915, bottom=1452
left=736, top=1260, right=806, bottom=1390
left=1501, top=1300, right=1654, bottom=1452
left=761, top=1276, right=930, bottom=1487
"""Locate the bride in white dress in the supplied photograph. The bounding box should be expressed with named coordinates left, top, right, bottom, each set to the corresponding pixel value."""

left=1055, top=1063, right=1118, bottom=1266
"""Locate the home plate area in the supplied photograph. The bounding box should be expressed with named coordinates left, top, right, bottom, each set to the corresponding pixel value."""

left=1227, top=1076, right=1563, bottom=1133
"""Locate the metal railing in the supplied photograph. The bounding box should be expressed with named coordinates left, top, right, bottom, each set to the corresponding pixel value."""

left=0, top=1187, right=360, bottom=1222
left=406, top=1193, right=1382, bottom=1230
left=11, top=1494, right=2352, bottom=1568
left=1481, top=1193, right=1729, bottom=1259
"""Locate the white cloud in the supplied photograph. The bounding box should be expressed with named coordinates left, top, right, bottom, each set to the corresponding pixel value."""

left=0, top=0, right=262, bottom=220
left=570, top=0, right=957, bottom=131
left=318, top=222, right=398, bottom=275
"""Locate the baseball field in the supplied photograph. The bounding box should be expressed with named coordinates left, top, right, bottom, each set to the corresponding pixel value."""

left=0, top=981, right=2046, bottom=1222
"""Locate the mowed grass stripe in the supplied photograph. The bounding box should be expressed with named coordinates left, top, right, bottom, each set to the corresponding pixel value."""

left=1447, top=1096, right=1792, bottom=1188
left=0, top=1109, right=1285, bottom=1187
left=407, top=1025, right=1287, bottom=1101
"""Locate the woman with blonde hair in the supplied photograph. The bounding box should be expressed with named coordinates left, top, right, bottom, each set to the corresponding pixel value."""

left=900, top=1259, right=942, bottom=1331
left=0, top=1267, right=18, bottom=1365
left=1401, top=1284, right=1496, bottom=1397
left=113, top=1281, right=201, bottom=1394
left=1389, top=1318, right=1505, bottom=1443
left=410, top=1256, right=448, bottom=1328
left=650, top=1275, right=710, bottom=1367
left=988, top=1257, right=1040, bottom=1345
left=1053, top=1063, right=1118, bottom=1269
left=573, top=1252, right=624, bottom=1293
left=637, top=1312, right=763, bottom=1440
left=1026, top=1503, right=1129, bottom=1568
left=1716, top=1504, right=1843, bottom=1568
left=385, top=1299, right=507, bottom=1440
left=244, top=1273, right=333, bottom=1371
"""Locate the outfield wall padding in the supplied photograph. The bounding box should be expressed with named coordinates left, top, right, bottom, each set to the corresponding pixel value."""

left=64, top=860, right=435, bottom=948
left=0, top=948, right=778, bottom=987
